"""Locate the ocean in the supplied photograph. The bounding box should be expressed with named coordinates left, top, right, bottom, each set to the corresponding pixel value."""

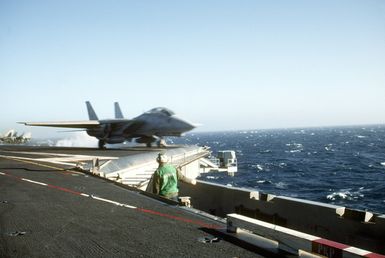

left=172, top=125, right=385, bottom=214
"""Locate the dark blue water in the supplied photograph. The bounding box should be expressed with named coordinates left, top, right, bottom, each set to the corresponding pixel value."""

left=172, top=125, right=385, bottom=214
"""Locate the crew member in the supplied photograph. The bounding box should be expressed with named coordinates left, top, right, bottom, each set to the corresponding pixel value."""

left=153, top=153, right=196, bottom=201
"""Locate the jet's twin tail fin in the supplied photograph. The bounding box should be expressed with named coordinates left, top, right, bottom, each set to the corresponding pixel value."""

left=86, top=101, right=99, bottom=120
left=86, top=101, right=124, bottom=120
left=114, top=102, right=124, bottom=118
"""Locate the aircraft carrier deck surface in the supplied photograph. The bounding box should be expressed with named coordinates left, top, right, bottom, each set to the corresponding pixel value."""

left=0, top=145, right=268, bottom=258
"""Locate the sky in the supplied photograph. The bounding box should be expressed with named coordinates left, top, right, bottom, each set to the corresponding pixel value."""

left=1, top=0, right=385, bottom=138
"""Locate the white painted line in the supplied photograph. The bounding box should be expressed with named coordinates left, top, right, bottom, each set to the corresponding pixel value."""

left=298, top=249, right=324, bottom=258
left=91, top=195, right=137, bottom=209
left=344, top=246, right=371, bottom=256
left=121, top=204, right=138, bottom=209
left=1, top=171, right=139, bottom=211
left=21, top=178, right=48, bottom=186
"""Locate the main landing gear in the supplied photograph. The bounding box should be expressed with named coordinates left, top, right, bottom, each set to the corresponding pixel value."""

left=98, top=140, right=106, bottom=149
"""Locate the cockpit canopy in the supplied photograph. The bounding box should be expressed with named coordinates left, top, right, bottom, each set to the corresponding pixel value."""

left=146, top=107, right=175, bottom=117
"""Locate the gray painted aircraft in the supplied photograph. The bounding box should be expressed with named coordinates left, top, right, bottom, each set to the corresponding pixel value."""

left=0, top=129, right=32, bottom=144
left=20, top=101, right=195, bottom=149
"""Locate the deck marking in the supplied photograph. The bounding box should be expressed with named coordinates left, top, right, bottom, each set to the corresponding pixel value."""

left=91, top=195, right=137, bottom=209
left=46, top=184, right=83, bottom=195
left=0, top=171, right=221, bottom=229
left=21, top=178, right=48, bottom=186
left=344, top=247, right=371, bottom=256
left=137, top=208, right=221, bottom=229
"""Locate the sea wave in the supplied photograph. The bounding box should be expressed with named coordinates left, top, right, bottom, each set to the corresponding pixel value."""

left=252, top=164, right=264, bottom=171
left=274, top=182, right=288, bottom=189
left=326, top=188, right=365, bottom=201
left=173, top=125, right=385, bottom=214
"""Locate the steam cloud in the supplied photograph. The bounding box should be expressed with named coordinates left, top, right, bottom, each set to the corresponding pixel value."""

left=55, top=132, right=98, bottom=147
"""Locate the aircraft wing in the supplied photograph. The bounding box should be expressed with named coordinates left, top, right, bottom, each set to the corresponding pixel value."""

left=19, top=120, right=100, bottom=129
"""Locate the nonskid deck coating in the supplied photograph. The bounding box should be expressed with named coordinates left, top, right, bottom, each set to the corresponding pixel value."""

left=0, top=145, right=265, bottom=257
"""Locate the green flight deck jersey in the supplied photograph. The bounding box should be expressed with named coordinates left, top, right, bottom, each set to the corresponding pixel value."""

left=153, top=164, right=179, bottom=198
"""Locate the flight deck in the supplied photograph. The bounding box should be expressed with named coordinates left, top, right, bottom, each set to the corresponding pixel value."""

left=1, top=145, right=384, bottom=257
left=0, top=145, right=267, bottom=258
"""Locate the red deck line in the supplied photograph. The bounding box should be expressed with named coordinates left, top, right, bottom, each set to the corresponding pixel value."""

left=0, top=171, right=222, bottom=230
left=137, top=208, right=222, bottom=229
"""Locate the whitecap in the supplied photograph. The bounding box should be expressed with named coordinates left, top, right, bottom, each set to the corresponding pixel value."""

left=286, top=143, right=303, bottom=153
left=287, top=143, right=303, bottom=148
left=275, top=182, right=287, bottom=189
left=381, top=162, right=385, bottom=167
left=252, top=164, right=264, bottom=171
left=326, top=189, right=365, bottom=201
left=324, top=144, right=334, bottom=151
left=259, top=180, right=273, bottom=185
left=327, top=192, right=348, bottom=200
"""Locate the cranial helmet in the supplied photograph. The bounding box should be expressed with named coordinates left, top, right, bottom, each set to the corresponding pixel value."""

left=156, top=153, right=168, bottom=163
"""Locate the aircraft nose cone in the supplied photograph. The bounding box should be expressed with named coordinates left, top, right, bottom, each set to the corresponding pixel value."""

left=176, top=118, right=195, bottom=132
left=181, top=120, right=195, bottom=132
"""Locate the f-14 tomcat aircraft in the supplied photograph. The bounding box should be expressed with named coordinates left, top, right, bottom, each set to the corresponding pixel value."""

left=20, top=101, right=195, bottom=149
left=0, top=129, right=31, bottom=144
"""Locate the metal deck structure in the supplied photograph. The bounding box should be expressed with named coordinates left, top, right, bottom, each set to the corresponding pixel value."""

left=1, top=145, right=384, bottom=257
left=0, top=145, right=270, bottom=258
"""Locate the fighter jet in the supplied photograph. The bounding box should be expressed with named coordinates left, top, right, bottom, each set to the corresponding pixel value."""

left=20, top=101, right=195, bottom=149
left=0, top=129, right=32, bottom=144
